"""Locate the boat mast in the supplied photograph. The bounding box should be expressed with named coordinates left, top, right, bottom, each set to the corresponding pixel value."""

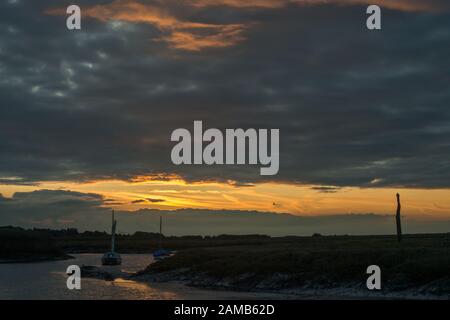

left=111, top=210, right=116, bottom=253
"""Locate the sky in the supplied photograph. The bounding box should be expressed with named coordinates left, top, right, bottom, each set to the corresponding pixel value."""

left=0, top=0, right=449, bottom=235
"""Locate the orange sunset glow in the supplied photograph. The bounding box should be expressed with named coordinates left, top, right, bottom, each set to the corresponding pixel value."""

left=1, top=179, right=449, bottom=219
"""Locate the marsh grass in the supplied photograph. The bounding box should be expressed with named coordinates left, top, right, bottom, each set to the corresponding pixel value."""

left=145, top=234, right=450, bottom=291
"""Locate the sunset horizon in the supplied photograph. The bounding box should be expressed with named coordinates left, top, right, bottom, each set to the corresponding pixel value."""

left=0, top=0, right=449, bottom=304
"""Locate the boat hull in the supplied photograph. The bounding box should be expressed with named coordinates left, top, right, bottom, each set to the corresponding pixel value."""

left=153, top=249, right=173, bottom=261
left=101, top=252, right=122, bottom=265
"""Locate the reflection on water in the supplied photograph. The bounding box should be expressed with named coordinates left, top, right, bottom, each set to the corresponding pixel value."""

left=0, top=254, right=178, bottom=300
left=0, top=254, right=296, bottom=300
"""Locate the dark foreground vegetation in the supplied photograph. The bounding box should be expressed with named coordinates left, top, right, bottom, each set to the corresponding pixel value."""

left=1, top=226, right=449, bottom=296
left=0, top=226, right=71, bottom=262
left=0, top=225, right=275, bottom=261
left=139, top=233, right=450, bottom=296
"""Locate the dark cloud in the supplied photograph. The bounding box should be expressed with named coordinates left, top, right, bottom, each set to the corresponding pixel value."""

left=131, top=199, right=146, bottom=204
left=311, top=186, right=342, bottom=193
left=0, top=189, right=109, bottom=228
left=131, top=198, right=165, bottom=204
left=147, top=198, right=165, bottom=203
left=1, top=190, right=449, bottom=235
left=0, top=1, right=449, bottom=188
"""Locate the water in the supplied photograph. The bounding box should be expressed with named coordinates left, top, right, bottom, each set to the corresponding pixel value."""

left=0, top=254, right=180, bottom=299
left=0, top=254, right=293, bottom=300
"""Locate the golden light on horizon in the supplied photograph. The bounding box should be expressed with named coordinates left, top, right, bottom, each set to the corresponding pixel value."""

left=1, top=177, right=449, bottom=220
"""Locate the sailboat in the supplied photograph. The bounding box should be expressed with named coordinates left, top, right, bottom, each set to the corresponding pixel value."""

left=101, top=210, right=122, bottom=265
left=152, top=216, right=172, bottom=260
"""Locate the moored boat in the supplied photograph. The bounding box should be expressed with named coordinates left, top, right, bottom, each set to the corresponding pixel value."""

left=102, top=210, right=122, bottom=265
left=152, top=216, right=172, bottom=260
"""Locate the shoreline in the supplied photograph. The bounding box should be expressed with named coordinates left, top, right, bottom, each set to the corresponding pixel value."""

left=131, top=269, right=449, bottom=300
left=78, top=264, right=449, bottom=300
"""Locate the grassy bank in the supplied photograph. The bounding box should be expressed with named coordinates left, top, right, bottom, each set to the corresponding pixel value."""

left=141, top=233, right=450, bottom=295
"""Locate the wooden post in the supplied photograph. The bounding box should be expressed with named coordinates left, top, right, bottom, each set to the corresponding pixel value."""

left=396, top=193, right=402, bottom=242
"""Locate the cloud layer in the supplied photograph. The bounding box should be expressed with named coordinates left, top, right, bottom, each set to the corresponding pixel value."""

left=0, top=0, right=449, bottom=189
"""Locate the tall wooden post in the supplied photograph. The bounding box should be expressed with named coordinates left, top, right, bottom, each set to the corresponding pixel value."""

left=396, top=193, right=402, bottom=243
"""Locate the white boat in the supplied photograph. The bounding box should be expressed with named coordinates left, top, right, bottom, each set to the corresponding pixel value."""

left=102, top=210, right=122, bottom=265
